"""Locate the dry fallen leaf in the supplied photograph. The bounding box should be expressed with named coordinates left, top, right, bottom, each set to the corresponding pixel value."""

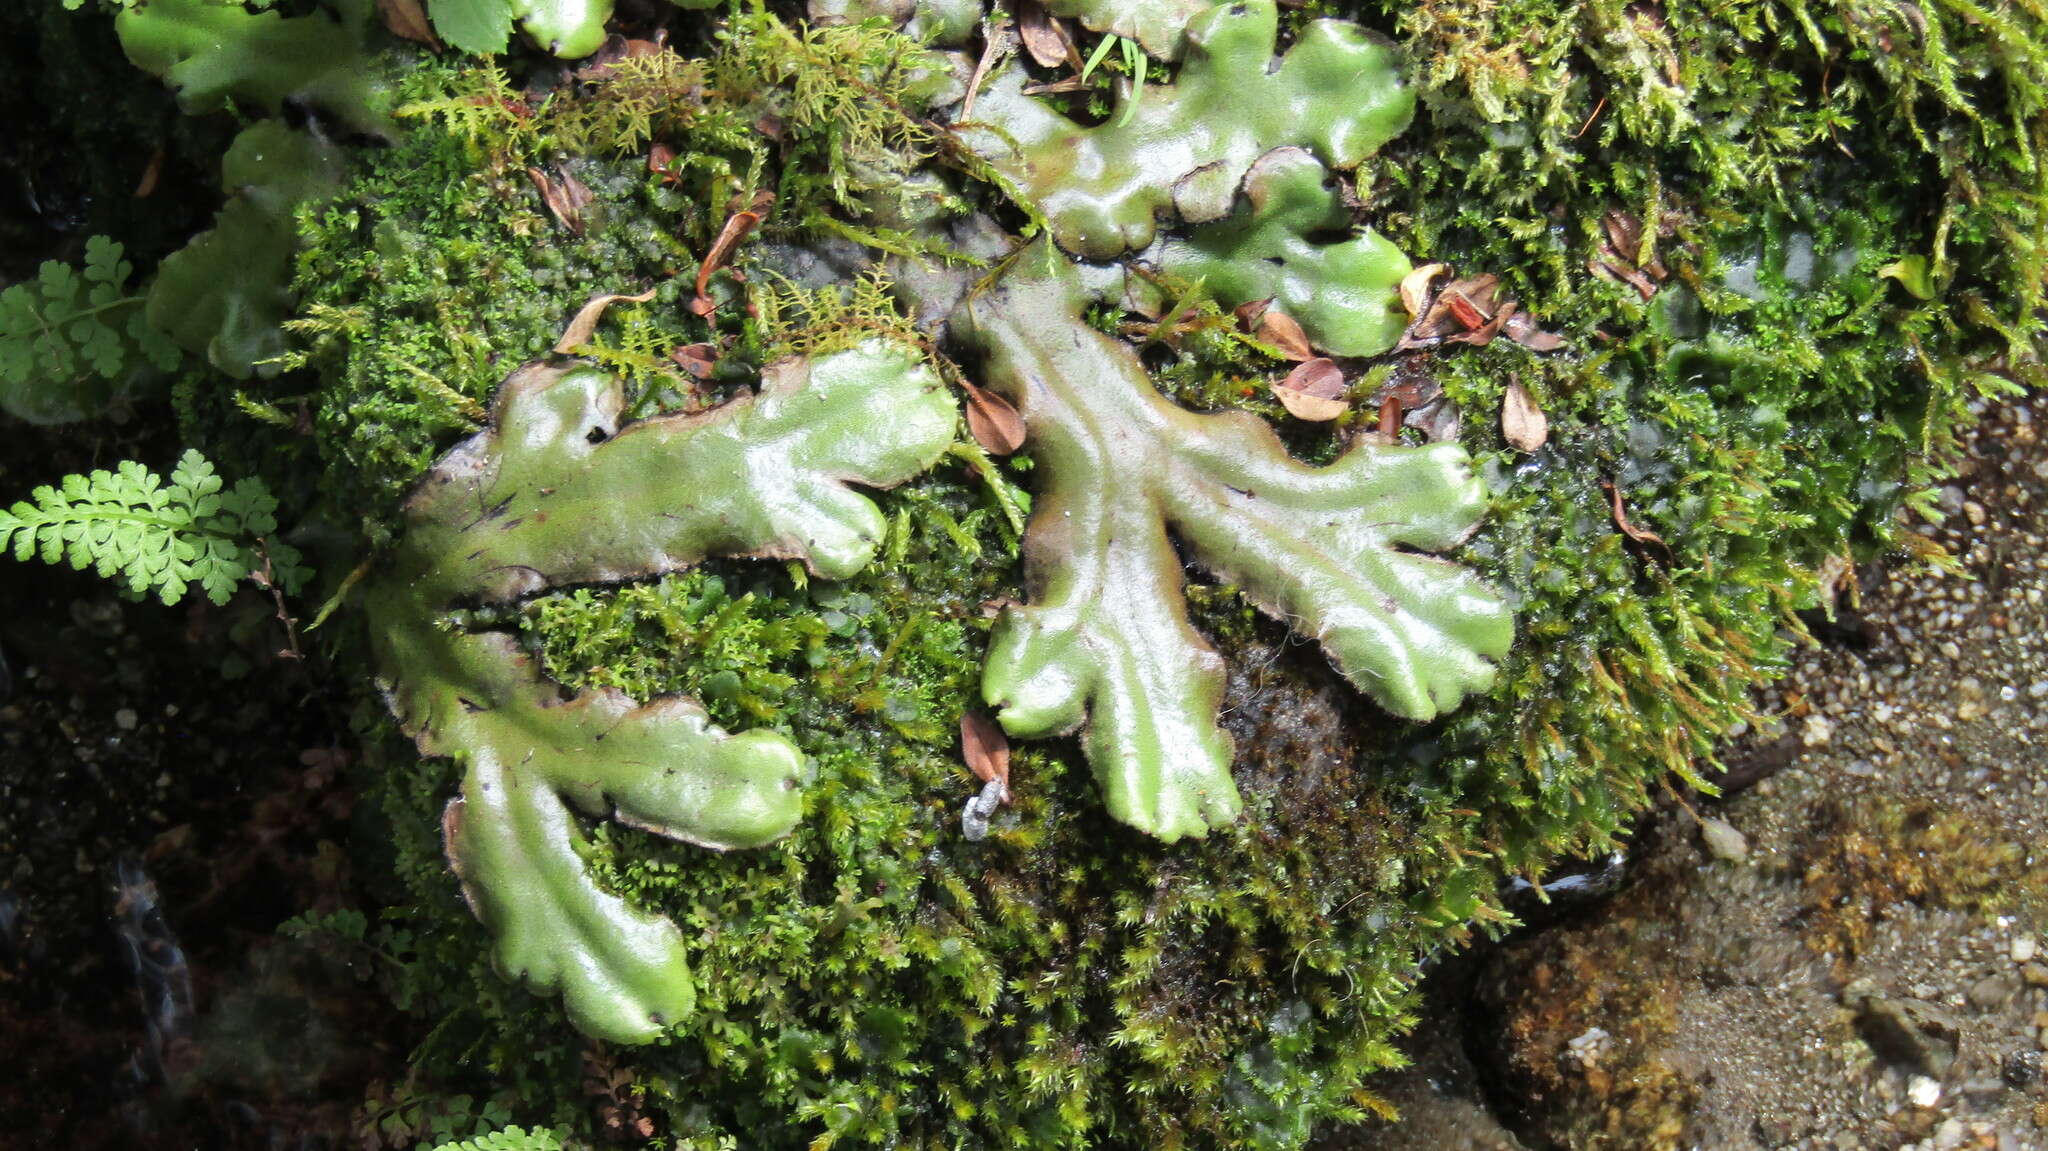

left=691, top=191, right=774, bottom=316
left=1273, top=358, right=1349, bottom=421
left=961, top=20, right=1019, bottom=122
left=133, top=149, right=164, bottom=199
left=1016, top=0, right=1072, bottom=68
left=1410, top=395, right=1462, bottom=443
left=1022, top=77, right=1093, bottom=95
left=1449, top=300, right=1517, bottom=347
left=1442, top=290, right=1486, bottom=331
left=1589, top=250, right=1659, bottom=300
left=962, top=381, right=1027, bottom=454
left=376, top=0, right=441, bottom=47
left=553, top=287, right=658, bottom=354
left=960, top=712, right=1012, bottom=803
left=1603, top=210, right=1643, bottom=264
left=527, top=166, right=594, bottom=236
left=648, top=143, right=678, bottom=181
left=669, top=343, right=717, bottom=379
left=1501, top=378, right=1548, bottom=452
left=1398, top=262, right=1447, bottom=318
left=1504, top=311, right=1567, bottom=352
left=1256, top=310, right=1315, bottom=361
left=1603, top=479, right=1673, bottom=560
left=1232, top=297, right=1275, bottom=329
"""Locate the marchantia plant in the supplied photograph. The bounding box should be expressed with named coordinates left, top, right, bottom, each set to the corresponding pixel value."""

left=1, top=0, right=2042, bottom=1143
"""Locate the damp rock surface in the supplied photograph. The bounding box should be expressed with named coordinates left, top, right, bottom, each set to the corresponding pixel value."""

left=1322, top=396, right=2048, bottom=1149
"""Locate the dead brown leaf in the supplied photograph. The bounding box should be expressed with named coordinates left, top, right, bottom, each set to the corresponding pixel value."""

left=1377, top=393, right=1402, bottom=439
left=1409, top=395, right=1462, bottom=442
left=961, top=20, right=1019, bottom=121
left=527, top=166, right=594, bottom=236
left=1603, top=210, right=1643, bottom=264
left=1603, top=479, right=1672, bottom=560
left=1501, top=378, right=1548, bottom=452
left=648, top=143, right=678, bottom=181
left=962, top=382, right=1027, bottom=454
left=1504, top=311, right=1567, bottom=352
left=1016, top=0, right=1073, bottom=68
left=1589, top=248, right=1659, bottom=300
left=1021, top=77, right=1093, bottom=95
left=669, top=343, right=717, bottom=379
left=1443, top=274, right=1501, bottom=320
left=1441, top=284, right=1490, bottom=329
left=1232, top=297, right=1274, bottom=329
left=1398, top=262, right=1447, bottom=318
left=1256, top=310, right=1315, bottom=361
left=960, top=712, right=1012, bottom=803
left=133, top=149, right=164, bottom=199
left=376, top=0, right=441, bottom=47
left=553, top=288, right=658, bottom=354
left=1448, top=300, right=1517, bottom=347
left=691, top=191, right=774, bottom=316
left=1273, top=358, right=1349, bottom=421
left=576, top=34, right=669, bottom=81
left=1399, top=272, right=1505, bottom=349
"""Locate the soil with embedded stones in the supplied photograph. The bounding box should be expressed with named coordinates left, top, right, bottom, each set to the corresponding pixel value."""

left=1321, top=396, right=2048, bottom=1151
left=0, top=424, right=410, bottom=1151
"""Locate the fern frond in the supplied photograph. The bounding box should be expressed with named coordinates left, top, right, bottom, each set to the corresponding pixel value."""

left=0, top=235, right=181, bottom=422
left=429, top=1126, right=564, bottom=1151
left=0, top=450, right=307, bottom=606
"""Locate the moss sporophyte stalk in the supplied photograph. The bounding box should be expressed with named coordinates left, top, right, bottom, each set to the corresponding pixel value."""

left=4, top=0, right=2039, bottom=1142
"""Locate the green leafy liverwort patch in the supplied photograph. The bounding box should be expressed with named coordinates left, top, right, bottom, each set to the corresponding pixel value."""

left=150, top=121, right=351, bottom=380
left=364, top=341, right=955, bottom=1041
left=1044, top=0, right=1212, bottom=59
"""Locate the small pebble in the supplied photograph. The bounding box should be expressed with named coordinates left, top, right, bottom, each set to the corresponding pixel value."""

left=114, top=707, right=138, bottom=731
left=1802, top=714, right=1835, bottom=747
left=1909, top=1075, right=1943, bottom=1108
left=1700, top=817, right=1749, bottom=862
left=2015, top=937, right=2039, bottom=964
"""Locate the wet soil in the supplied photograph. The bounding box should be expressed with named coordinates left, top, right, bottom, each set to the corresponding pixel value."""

left=0, top=425, right=410, bottom=1150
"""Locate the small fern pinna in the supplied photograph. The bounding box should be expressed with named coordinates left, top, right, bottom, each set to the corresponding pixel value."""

left=0, top=449, right=306, bottom=607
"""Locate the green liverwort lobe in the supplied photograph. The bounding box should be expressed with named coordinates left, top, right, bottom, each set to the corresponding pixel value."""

left=958, top=0, right=1414, bottom=259
left=367, top=342, right=955, bottom=1041
left=1044, top=0, right=1212, bottom=59
left=148, top=122, right=349, bottom=380
left=1142, top=147, right=1413, bottom=357
left=116, top=0, right=393, bottom=136
left=956, top=249, right=1513, bottom=842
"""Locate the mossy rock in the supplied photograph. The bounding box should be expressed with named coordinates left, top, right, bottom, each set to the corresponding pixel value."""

left=218, top=0, right=2048, bottom=1144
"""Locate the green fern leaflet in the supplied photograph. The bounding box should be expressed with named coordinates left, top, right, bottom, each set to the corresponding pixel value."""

left=0, top=235, right=181, bottom=424
left=0, top=450, right=307, bottom=606
left=429, top=1125, right=565, bottom=1151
